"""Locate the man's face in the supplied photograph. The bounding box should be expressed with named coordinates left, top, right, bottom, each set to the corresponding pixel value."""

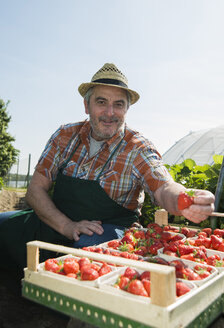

left=84, top=85, right=129, bottom=141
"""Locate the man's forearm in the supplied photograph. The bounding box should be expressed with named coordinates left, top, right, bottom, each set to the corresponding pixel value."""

left=25, top=185, right=72, bottom=237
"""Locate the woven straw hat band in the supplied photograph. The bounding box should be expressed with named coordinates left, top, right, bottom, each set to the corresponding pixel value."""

left=78, top=63, right=140, bottom=105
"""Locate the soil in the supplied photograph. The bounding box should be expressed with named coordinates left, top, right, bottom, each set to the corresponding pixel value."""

left=0, top=189, right=223, bottom=328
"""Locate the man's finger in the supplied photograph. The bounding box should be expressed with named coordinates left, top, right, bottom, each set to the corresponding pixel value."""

left=73, top=231, right=80, bottom=241
left=80, top=223, right=103, bottom=235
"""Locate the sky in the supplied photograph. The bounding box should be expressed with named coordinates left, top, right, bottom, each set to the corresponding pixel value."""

left=1, top=0, right=224, bottom=174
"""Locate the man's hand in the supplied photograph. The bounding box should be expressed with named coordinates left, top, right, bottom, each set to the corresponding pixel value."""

left=180, top=189, right=215, bottom=223
left=62, top=220, right=104, bottom=241
left=154, top=181, right=215, bottom=223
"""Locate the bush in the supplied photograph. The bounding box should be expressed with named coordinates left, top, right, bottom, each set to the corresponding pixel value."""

left=140, top=155, right=224, bottom=228
left=0, top=99, right=19, bottom=181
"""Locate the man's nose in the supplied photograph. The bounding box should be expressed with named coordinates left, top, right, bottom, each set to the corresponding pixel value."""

left=105, top=104, right=114, bottom=116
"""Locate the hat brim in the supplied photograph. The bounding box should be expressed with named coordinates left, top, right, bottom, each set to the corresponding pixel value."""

left=78, top=82, right=140, bottom=105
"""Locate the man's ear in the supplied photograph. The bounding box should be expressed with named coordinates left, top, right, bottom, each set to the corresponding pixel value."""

left=84, top=99, right=89, bottom=114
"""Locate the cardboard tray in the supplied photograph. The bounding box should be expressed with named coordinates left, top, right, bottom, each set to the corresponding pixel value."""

left=97, top=266, right=197, bottom=302
left=98, top=232, right=186, bottom=249
left=37, top=254, right=118, bottom=287
left=157, top=247, right=224, bottom=272
left=149, top=254, right=218, bottom=286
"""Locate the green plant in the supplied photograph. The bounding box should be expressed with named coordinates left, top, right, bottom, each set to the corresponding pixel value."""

left=140, top=155, right=224, bottom=228
left=0, top=99, right=19, bottom=180
left=0, top=177, right=3, bottom=190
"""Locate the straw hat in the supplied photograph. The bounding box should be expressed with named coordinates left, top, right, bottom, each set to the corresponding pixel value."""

left=78, top=63, right=140, bottom=105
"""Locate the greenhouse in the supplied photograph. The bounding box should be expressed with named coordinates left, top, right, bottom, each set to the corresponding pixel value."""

left=162, top=125, right=224, bottom=166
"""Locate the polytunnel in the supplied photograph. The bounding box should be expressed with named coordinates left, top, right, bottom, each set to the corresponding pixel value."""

left=162, top=125, right=224, bottom=166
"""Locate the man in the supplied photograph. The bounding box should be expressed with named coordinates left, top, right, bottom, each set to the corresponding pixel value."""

left=0, top=63, right=215, bottom=270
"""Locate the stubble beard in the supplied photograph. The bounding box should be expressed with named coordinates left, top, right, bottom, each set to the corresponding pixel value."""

left=89, top=114, right=125, bottom=140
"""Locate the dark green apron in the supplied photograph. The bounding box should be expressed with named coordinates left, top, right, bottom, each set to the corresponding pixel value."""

left=0, top=138, right=138, bottom=271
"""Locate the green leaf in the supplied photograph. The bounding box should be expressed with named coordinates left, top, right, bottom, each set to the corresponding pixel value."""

left=183, top=159, right=196, bottom=170
left=213, top=154, right=224, bottom=165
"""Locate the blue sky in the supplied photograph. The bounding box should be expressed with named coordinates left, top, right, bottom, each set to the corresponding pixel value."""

left=1, top=0, right=224, bottom=173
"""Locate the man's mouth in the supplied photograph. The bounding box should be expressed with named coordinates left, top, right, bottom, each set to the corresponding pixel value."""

left=99, top=117, right=118, bottom=125
left=99, top=119, right=118, bottom=126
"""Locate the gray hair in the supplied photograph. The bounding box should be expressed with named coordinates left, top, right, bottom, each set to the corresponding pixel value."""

left=84, top=86, right=131, bottom=108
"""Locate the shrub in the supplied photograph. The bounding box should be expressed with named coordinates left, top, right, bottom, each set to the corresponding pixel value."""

left=140, top=155, right=224, bottom=228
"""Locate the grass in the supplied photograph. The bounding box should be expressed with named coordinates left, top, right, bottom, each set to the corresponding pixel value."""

left=3, top=186, right=27, bottom=192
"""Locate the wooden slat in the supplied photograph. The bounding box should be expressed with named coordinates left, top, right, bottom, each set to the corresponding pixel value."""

left=155, top=209, right=168, bottom=226
left=27, top=243, right=39, bottom=271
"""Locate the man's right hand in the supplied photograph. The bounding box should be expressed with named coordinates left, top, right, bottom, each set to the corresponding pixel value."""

left=62, top=220, right=104, bottom=241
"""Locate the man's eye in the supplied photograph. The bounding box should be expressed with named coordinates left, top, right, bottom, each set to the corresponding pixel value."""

left=97, top=100, right=106, bottom=105
left=115, top=102, right=124, bottom=108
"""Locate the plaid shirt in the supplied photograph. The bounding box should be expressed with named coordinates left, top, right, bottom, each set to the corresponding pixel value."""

left=36, top=121, right=171, bottom=215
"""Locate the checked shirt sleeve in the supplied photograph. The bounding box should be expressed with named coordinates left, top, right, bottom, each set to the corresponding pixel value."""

left=132, top=141, right=172, bottom=202
left=35, top=126, right=65, bottom=181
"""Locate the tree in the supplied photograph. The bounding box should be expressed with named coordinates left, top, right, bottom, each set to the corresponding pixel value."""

left=0, top=99, right=19, bottom=180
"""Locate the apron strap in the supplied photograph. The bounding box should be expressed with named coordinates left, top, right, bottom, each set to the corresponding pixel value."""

left=96, top=138, right=123, bottom=181
left=59, top=140, right=81, bottom=171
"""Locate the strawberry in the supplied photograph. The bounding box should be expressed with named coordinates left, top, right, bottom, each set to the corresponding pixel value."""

left=133, top=230, right=146, bottom=240
left=176, top=282, right=191, bottom=296
left=107, top=240, right=121, bottom=249
left=63, top=258, right=79, bottom=275
left=180, top=227, right=190, bottom=236
left=195, top=237, right=211, bottom=249
left=217, top=243, right=224, bottom=252
left=178, top=244, right=194, bottom=256
left=78, top=257, right=91, bottom=269
left=123, top=267, right=140, bottom=280
left=201, top=228, right=212, bottom=237
left=148, top=241, right=163, bottom=255
left=81, top=267, right=99, bottom=280
left=182, top=268, right=201, bottom=281
left=180, top=254, right=195, bottom=262
left=120, top=233, right=136, bottom=247
left=44, top=258, right=63, bottom=273
left=140, top=271, right=151, bottom=281
left=142, top=279, right=151, bottom=296
left=118, top=242, right=134, bottom=252
left=118, top=275, right=130, bottom=290
left=127, top=279, right=148, bottom=297
left=177, top=190, right=195, bottom=210
left=213, top=229, right=224, bottom=238
left=210, top=235, right=222, bottom=250
left=98, top=263, right=112, bottom=276
left=134, top=246, right=148, bottom=256
left=186, top=229, right=198, bottom=238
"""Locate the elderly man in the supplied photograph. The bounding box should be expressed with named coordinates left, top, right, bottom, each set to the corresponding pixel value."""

left=0, top=63, right=215, bottom=270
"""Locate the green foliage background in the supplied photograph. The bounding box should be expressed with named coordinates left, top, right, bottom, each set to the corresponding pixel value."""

left=0, top=99, right=19, bottom=188
left=140, top=155, right=224, bottom=229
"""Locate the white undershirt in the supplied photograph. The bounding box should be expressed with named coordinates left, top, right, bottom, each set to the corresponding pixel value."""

left=89, top=136, right=104, bottom=158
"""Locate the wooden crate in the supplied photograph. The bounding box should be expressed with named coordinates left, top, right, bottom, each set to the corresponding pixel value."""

left=22, top=240, right=224, bottom=328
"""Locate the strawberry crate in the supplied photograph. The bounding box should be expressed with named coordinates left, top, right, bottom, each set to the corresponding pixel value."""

left=22, top=240, right=224, bottom=328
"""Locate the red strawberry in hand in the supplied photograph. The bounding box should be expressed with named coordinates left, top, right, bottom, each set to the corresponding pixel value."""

left=178, top=190, right=195, bottom=210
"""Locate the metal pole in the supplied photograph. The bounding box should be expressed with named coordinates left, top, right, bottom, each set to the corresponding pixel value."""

left=210, top=156, right=224, bottom=229
left=16, top=157, right=19, bottom=188
left=26, top=154, right=31, bottom=187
